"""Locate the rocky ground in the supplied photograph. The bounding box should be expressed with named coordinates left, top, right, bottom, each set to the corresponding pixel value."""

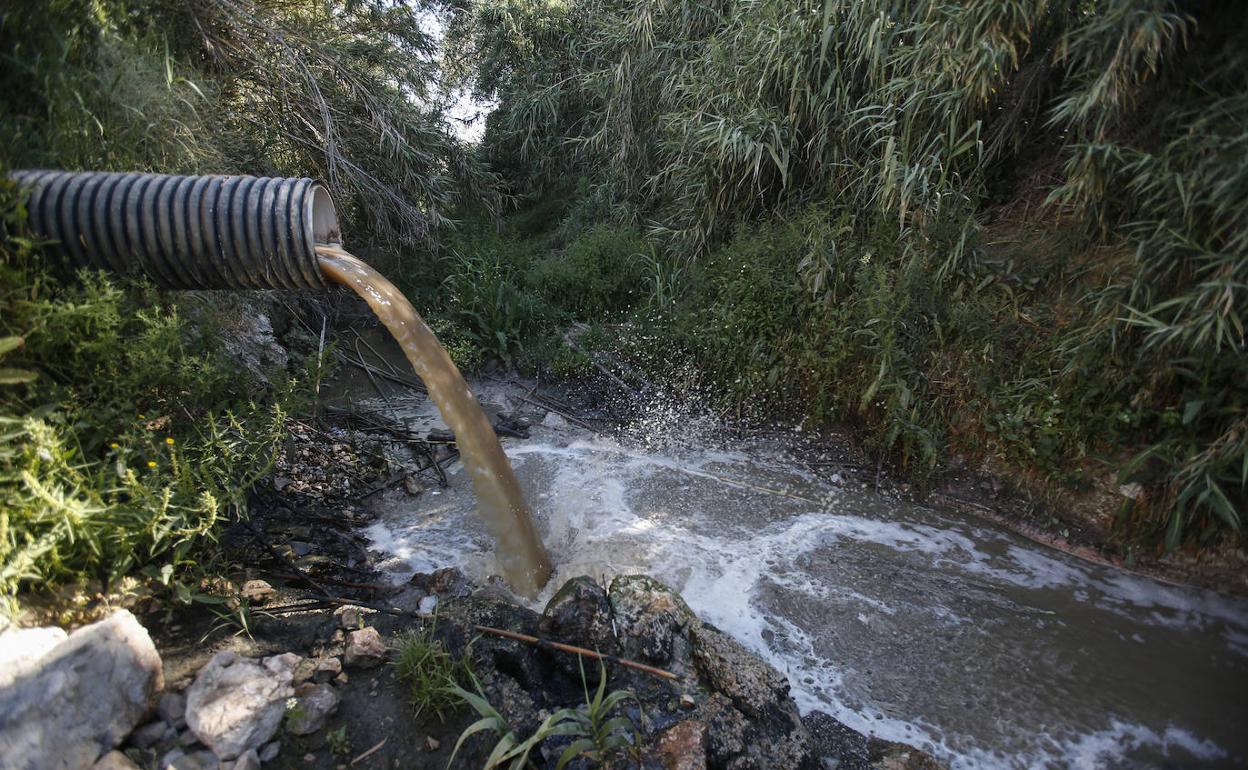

left=0, top=391, right=946, bottom=770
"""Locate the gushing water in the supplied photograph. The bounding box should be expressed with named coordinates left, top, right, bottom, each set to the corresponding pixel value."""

left=316, top=246, right=552, bottom=596
left=361, top=381, right=1248, bottom=770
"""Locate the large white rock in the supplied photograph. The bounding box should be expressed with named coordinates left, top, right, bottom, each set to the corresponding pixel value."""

left=0, top=611, right=163, bottom=770
left=184, top=651, right=298, bottom=760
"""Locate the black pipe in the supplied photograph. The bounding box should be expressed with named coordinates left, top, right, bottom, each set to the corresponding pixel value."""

left=8, top=170, right=341, bottom=290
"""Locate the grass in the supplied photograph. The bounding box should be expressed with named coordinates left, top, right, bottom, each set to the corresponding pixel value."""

left=392, top=621, right=476, bottom=722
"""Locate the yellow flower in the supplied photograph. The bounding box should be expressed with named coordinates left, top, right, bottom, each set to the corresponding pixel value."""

left=165, top=437, right=175, bottom=445
left=110, top=442, right=119, bottom=449
left=147, top=461, right=157, bottom=469
left=137, top=414, right=146, bottom=420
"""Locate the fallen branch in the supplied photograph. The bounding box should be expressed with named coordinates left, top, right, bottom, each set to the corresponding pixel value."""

left=474, top=625, right=680, bottom=682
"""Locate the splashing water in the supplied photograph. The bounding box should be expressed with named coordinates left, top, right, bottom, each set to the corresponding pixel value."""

left=361, top=382, right=1248, bottom=770
left=316, top=246, right=552, bottom=596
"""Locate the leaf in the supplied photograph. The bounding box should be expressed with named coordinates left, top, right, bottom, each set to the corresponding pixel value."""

left=0, top=368, right=37, bottom=385
left=556, top=738, right=597, bottom=770
left=0, top=336, right=23, bottom=356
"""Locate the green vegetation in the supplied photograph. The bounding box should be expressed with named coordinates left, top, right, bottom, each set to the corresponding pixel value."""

left=0, top=0, right=498, bottom=614
left=1, top=188, right=293, bottom=613
left=434, top=0, right=1246, bottom=554
left=446, top=661, right=637, bottom=770
left=393, top=622, right=477, bottom=722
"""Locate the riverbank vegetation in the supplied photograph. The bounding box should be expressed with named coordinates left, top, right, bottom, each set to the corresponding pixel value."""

left=1, top=0, right=1244, bottom=613
left=0, top=0, right=495, bottom=614
left=423, top=0, right=1247, bottom=557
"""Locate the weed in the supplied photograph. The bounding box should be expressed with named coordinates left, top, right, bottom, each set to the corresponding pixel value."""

left=393, top=621, right=476, bottom=722
left=327, top=725, right=352, bottom=758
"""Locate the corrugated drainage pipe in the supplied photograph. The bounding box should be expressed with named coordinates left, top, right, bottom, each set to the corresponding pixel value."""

left=8, top=170, right=341, bottom=290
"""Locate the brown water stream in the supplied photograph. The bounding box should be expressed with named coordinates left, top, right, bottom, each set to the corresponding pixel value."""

left=316, top=245, right=552, bottom=596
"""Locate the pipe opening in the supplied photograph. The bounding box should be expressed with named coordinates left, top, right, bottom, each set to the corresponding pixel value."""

left=309, top=185, right=340, bottom=245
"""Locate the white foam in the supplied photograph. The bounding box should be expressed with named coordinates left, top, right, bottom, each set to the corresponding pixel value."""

left=362, top=399, right=1248, bottom=770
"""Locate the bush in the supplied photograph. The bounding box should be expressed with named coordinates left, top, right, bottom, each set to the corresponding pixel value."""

left=0, top=186, right=297, bottom=614
left=526, top=225, right=646, bottom=319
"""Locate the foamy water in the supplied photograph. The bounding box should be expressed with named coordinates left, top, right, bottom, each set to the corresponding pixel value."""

left=361, top=384, right=1248, bottom=769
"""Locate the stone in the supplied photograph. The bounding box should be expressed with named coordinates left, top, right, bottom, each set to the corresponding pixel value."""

left=425, top=737, right=440, bottom=751
left=0, top=610, right=163, bottom=770
left=259, top=741, right=281, bottom=763
left=866, top=738, right=947, bottom=770
left=185, top=650, right=298, bottom=760
left=241, top=580, right=275, bottom=604
left=93, top=751, right=141, bottom=770
left=158, top=692, right=188, bottom=728
left=802, top=711, right=870, bottom=770
left=233, top=749, right=261, bottom=770
left=541, top=411, right=567, bottom=429
left=690, top=623, right=790, bottom=719
left=314, top=656, right=343, bottom=683
left=541, top=576, right=617, bottom=656
left=0, top=625, right=68, bottom=687
left=608, top=574, right=697, bottom=664
left=285, top=683, right=340, bottom=735
left=344, top=627, right=386, bottom=668
left=165, top=750, right=217, bottom=770
left=128, top=720, right=174, bottom=750
left=654, top=720, right=707, bottom=770
left=337, top=606, right=365, bottom=630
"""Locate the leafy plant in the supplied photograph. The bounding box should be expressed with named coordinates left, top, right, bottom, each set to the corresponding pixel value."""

left=445, top=661, right=638, bottom=770
left=393, top=621, right=476, bottom=722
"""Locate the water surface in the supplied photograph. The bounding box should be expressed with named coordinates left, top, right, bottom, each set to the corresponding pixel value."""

left=363, top=383, right=1248, bottom=769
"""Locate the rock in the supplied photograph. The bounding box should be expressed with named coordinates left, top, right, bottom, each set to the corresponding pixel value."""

left=866, top=738, right=947, bottom=770
left=482, top=674, right=539, bottom=737
left=165, top=749, right=217, bottom=770
left=233, top=749, right=261, bottom=770
left=701, top=694, right=749, bottom=765
left=803, top=711, right=870, bottom=770
left=690, top=624, right=790, bottom=719
left=158, top=692, right=188, bottom=728
left=541, top=576, right=617, bottom=655
left=0, top=625, right=68, bottom=687
left=93, top=751, right=141, bottom=770
left=185, top=650, right=298, bottom=760
left=427, top=567, right=472, bottom=599
left=344, top=627, right=386, bottom=668
left=313, top=656, right=343, bottom=683
left=241, top=580, right=275, bottom=604
left=608, top=575, right=696, bottom=664
left=0, top=610, right=163, bottom=770
left=403, top=474, right=424, bottom=496
left=425, top=737, right=440, bottom=751
left=128, top=720, right=174, bottom=750
left=258, top=741, right=281, bottom=763
left=337, top=606, right=365, bottom=630
left=654, top=720, right=707, bottom=770
left=285, top=683, right=340, bottom=735
left=542, top=411, right=567, bottom=429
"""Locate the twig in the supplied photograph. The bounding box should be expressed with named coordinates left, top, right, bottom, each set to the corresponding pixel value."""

left=289, top=592, right=681, bottom=682
left=474, top=626, right=680, bottom=682
left=351, top=737, right=388, bottom=765
left=517, top=395, right=602, bottom=433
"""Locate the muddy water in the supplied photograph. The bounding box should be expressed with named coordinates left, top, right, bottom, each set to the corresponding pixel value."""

left=316, top=247, right=552, bottom=596
left=362, top=382, right=1248, bottom=769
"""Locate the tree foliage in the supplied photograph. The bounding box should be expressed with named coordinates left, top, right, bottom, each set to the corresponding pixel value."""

left=448, top=0, right=1247, bottom=551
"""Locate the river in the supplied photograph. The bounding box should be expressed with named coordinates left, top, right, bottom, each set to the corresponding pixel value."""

left=357, top=379, right=1248, bottom=769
